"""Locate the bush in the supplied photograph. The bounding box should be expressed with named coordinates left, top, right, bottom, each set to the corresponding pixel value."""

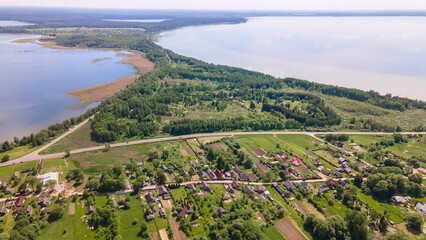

left=48, top=207, right=64, bottom=222
left=132, top=218, right=138, bottom=225
left=406, top=212, right=423, bottom=232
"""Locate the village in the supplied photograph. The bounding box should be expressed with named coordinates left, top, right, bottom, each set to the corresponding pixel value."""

left=0, top=133, right=424, bottom=239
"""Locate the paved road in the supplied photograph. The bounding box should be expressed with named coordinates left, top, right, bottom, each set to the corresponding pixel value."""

left=3, top=121, right=425, bottom=167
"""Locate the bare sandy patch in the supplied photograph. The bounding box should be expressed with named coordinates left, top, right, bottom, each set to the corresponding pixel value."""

left=169, top=219, right=188, bottom=240
left=180, top=149, right=189, bottom=157
left=68, top=202, right=75, bottom=215
left=91, top=57, right=112, bottom=63
left=159, top=229, right=169, bottom=240
left=120, top=52, right=155, bottom=74
left=150, top=231, right=158, bottom=240
left=68, top=75, right=140, bottom=103
left=275, top=218, right=308, bottom=240
left=255, top=211, right=266, bottom=222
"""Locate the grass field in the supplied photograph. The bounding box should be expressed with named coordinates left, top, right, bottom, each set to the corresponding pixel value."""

left=264, top=225, right=286, bottom=240
left=41, top=158, right=79, bottom=181
left=117, top=193, right=146, bottom=240
left=0, top=145, right=40, bottom=160
left=276, top=134, right=319, bottom=150
left=40, top=122, right=101, bottom=155
left=0, top=161, right=37, bottom=179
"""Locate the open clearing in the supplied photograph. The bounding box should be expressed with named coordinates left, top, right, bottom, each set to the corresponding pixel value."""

left=208, top=143, right=225, bottom=151
left=275, top=218, right=308, bottom=240
left=68, top=202, right=75, bottom=215
left=159, top=229, right=169, bottom=240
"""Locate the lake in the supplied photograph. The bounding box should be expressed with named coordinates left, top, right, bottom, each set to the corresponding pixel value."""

left=157, top=17, right=426, bottom=100
left=0, top=33, right=136, bottom=141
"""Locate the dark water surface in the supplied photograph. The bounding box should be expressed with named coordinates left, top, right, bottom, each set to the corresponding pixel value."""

left=158, top=17, right=426, bottom=100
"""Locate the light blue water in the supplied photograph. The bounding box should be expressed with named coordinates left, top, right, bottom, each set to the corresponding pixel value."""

left=0, top=34, right=136, bottom=141
left=0, top=20, right=33, bottom=27
left=157, top=17, right=426, bottom=100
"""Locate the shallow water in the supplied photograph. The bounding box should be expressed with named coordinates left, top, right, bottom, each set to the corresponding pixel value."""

left=157, top=17, right=426, bottom=100
left=0, top=34, right=136, bottom=141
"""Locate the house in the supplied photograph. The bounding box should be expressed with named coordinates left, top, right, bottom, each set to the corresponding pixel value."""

left=187, top=183, right=196, bottom=193
left=292, top=169, right=301, bottom=178
left=298, top=182, right=308, bottom=188
left=38, top=196, right=50, bottom=207
left=199, top=171, right=208, bottom=178
left=26, top=205, right=33, bottom=216
left=145, top=192, right=156, bottom=203
left=248, top=174, right=259, bottom=182
left=391, top=196, right=406, bottom=204
left=196, top=149, right=204, bottom=155
left=200, top=181, right=210, bottom=191
left=274, top=184, right=290, bottom=197
left=256, top=186, right=266, bottom=193
left=232, top=181, right=240, bottom=189
left=332, top=170, right=342, bottom=178
left=137, top=162, right=143, bottom=167
left=172, top=210, right=178, bottom=217
left=319, top=184, right=330, bottom=193
left=263, top=190, right=270, bottom=196
left=207, top=169, right=217, bottom=179
left=159, top=207, right=166, bottom=217
left=0, top=176, right=8, bottom=187
left=343, top=168, right=352, bottom=174
left=284, top=180, right=296, bottom=191
left=224, top=171, right=231, bottom=179
left=234, top=167, right=243, bottom=176
left=12, top=172, right=19, bottom=179
left=4, top=187, right=13, bottom=194
left=86, top=205, right=94, bottom=215
left=180, top=204, right=194, bottom=218
left=226, top=185, right=234, bottom=193
left=190, top=167, right=197, bottom=174
left=218, top=207, right=225, bottom=216
left=130, top=173, right=136, bottom=179
left=328, top=178, right=339, bottom=187
left=415, top=203, right=426, bottom=216
left=239, top=175, right=249, bottom=181
left=162, top=194, right=171, bottom=200
left=146, top=214, right=155, bottom=221
left=321, top=169, right=330, bottom=176
left=277, top=97, right=285, bottom=104
left=338, top=157, right=346, bottom=163
left=230, top=171, right=238, bottom=179
left=0, top=201, right=7, bottom=215
left=197, top=191, right=204, bottom=197
left=222, top=193, right=230, bottom=200
left=22, top=167, right=32, bottom=173
left=292, top=155, right=302, bottom=166
left=160, top=165, right=168, bottom=172
left=315, top=160, right=321, bottom=166
left=214, top=169, right=223, bottom=179
left=245, top=186, right=255, bottom=195
left=173, top=164, right=178, bottom=170
left=159, top=186, right=168, bottom=196
left=182, top=169, right=188, bottom=176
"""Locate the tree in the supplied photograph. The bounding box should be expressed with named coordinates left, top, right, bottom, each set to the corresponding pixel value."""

left=1, top=155, right=9, bottom=163
left=86, top=178, right=100, bottom=190
left=278, top=171, right=287, bottom=181
left=140, top=222, right=148, bottom=237
left=64, top=149, right=70, bottom=158
left=249, top=101, right=256, bottom=109
left=387, top=231, right=411, bottom=240
left=162, top=149, right=170, bottom=160
left=393, top=133, right=404, bottom=143
left=408, top=173, right=423, bottom=184
left=379, top=215, right=388, bottom=233
left=157, top=169, right=167, bottom=184
left=45, top=180, right=57, bottom=192
left=345, top=210, right=368, bottom=240
left=353, top=174, right=363, bottom=188
left=406, top=212, right=423, bottom=232
left=48, top=207, right=64, bottom=222
left=243, top=159, right=253, bottom=169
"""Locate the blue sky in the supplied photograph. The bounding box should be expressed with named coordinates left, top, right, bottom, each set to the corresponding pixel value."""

left=2, top=0, right=426, bottom=11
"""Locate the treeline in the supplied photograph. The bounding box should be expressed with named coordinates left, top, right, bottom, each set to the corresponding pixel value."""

left=163, top=116, right=284, bottom=135
left=0, top=107, right=96, bottom=153
left=284, top=78, right=426, bottom=111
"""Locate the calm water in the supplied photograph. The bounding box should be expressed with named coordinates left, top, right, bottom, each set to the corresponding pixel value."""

left=104, top=19, right=169, bottom=23
left=0, top=20, right=33, bottom=27
left=0, top=34, right=136, bottom=141
left=157, top=17, right=426, bottom=100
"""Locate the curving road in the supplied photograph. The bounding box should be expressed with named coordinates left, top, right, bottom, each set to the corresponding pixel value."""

left=2, top=117, right=425, bottom=167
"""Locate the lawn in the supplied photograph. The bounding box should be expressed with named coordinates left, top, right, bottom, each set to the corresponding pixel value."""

left=0, top=145, right=40, bottom=160
left=356, top=189, right=405, bottom=224
left=117, top=193, right=145, bottom=240
left=41, top=158, right=79, bottom=181
left=40, top=122, right=101, bottom=155
left=0, top=161, right=37, bottom=179
left=276, top=134, right=319, bottom=150
left=235, top=134, right=281, bottom=153
left=264, top=225, right=286, bottom=240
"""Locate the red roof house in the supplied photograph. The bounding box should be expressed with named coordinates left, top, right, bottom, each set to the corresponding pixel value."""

left=328, top=178, right=338, bottom=187
left=14, top=197, right=25, bottom=211
left=292, top=155, right=302, bottom=166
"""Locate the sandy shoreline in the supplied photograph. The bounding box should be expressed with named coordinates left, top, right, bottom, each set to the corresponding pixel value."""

left=11, top=35, right=155, bottom=104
